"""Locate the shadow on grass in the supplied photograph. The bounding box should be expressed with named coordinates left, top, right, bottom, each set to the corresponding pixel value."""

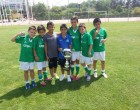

left=0, top=75, right=102, bottom=103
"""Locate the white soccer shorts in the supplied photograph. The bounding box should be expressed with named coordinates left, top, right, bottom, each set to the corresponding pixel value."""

left=36, top=61, right=48, bottom=70
left=80, top=55, right=93, bottom=65
left=20, top=62, right=34, bottom=71
left=93, top=51, right=105, bottom=61
left=71, top=51, right=81, bottom=61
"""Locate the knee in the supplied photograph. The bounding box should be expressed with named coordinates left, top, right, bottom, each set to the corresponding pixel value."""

left=93, top=60, right=97, bottom=63
left=81, top=63, right=85, bottom=67
left=101, top=61, right=105, bottom=64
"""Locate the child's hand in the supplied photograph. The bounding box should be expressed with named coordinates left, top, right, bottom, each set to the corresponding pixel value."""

left=88, top=51, right=91, bottom=57
left=16, top=32, right=25, bottom=37
left=16, top=33, right=22, bottom=36
left=35, top=56, right=39, bottom=61
left=95, top=29, right=100, bottom=35
left=100, top=39, right=106, bottom=43
left=93, top=29, right=100, bottom=39
left=58, top=48, right=62, bottom=52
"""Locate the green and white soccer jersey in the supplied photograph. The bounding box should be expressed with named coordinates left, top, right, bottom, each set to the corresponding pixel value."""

left=33, top=35, right=46, bottom=62
left=90, top=28, right=108, bottom=52
left=67, top=27, right=81, bottom=52
left=81, top=32, right=93, bottom=57
left=16, top=35, right=34, bottom=62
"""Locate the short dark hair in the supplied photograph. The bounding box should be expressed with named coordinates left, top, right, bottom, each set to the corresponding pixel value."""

left=60, top=24, right=68, bottom=30
left=78, top=23, right=86, bottom=29
left=47, top=21, right=54, bottom=28
left=71, top=16, right=78, bottom=22
left=28, top=26, right=36, bottom=31
left=93, top=18, right=101, bottom=25
left=37, top=25, right=46, bottom=33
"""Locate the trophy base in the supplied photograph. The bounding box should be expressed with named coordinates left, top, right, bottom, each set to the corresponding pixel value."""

left=63, top=60, right=70, bottom=71
left=63, top=66, right=70, bottom=71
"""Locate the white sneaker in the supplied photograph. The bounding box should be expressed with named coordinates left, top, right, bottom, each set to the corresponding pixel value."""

left=94, top=71, right=98, bottom=78
left=86, top=75, right=91, bottom=81
left=59, top=74, right=65, bottom=81
left=67, top=75, right=71, bottom=82
left=102, top=72, right=108, bottom=78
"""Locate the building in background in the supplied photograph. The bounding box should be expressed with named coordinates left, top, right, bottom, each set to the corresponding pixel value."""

left=0, top=0, right=27, bottom=22
left=0, top=0, right=25, bottom=11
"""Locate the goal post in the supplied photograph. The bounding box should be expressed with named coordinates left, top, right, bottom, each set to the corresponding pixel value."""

left=74, top=11, right=108, bottom=22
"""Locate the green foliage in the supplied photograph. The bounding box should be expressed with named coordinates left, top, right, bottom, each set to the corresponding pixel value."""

left=32, top=3, right=48, bottom=20
left=30, top=0, right=140, bottom=20
left=11, top=10, right=17, bottom=14
left=95, top=0, right=108, bottom=11
left=116, top=5, right=123, bottom=13
left=132, top=7, right=140, bottom=15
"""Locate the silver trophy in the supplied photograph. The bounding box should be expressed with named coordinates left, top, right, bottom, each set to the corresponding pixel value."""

left=20, top=31, right=25, bottom=37
left=63, top=49, right=71, bottom=70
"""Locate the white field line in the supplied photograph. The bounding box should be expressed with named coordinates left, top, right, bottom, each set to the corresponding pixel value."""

left=0, top=17, right=140, bottom=26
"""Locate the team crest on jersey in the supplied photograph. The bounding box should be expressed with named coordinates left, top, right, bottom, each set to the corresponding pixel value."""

left=66, top=39, right=69, bottom=42
left=24, top=41, right=27, bottom=43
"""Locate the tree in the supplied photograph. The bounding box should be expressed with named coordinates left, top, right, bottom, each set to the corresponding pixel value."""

left=132, top=7, right=140, bottom=15
left=50, top=6, right=63, bottom=20
left=32, top=3, right=48, bottom=20
left=96, top=0, right=108, bottom=11
left=116, top=5, right=123, bottom=13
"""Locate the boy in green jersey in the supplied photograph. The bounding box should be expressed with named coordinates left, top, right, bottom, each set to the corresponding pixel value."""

left=79, top=23, right=93, bottom=81
left=90, top=18, right=108, bottom=78
left=67, top=16, right=81, bottom=80
left=33, top=25, right=50, bottom=86
left=11, top=26, right=37, bottom=90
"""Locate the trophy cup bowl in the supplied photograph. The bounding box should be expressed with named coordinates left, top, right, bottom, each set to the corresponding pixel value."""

left=63, top=49, right=71, bottom=71
left=20, top=32, right=25, bottom=37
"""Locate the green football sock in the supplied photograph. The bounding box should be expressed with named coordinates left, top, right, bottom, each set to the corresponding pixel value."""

left=76, top=65, right=80, bottom=75
left=43, top=71, right=48, bottom=79
left=38, top=74, right=43, bottom=82
left=87, top=68, right=92, bottom=76
left=71, top=65, right=74, bottom=75
left=84, top=66, right=88, bottom=73
left=31, top=79, right=35, bottom=83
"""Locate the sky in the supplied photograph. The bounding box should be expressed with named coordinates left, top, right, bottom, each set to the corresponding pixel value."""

left=33, top=0, right=88, bottom=6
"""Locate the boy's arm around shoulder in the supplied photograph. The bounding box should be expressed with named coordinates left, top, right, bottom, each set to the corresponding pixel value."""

left=33, top=38, right=39, bottom=61
left=57, top=36, right=61, bottom=51
left=88, top=34, right=93, bottom=57
left=68, top=35, right=72, bottom=49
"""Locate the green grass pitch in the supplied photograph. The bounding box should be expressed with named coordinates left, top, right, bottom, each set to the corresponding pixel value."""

left=0, top=22, right=140, bottom=110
